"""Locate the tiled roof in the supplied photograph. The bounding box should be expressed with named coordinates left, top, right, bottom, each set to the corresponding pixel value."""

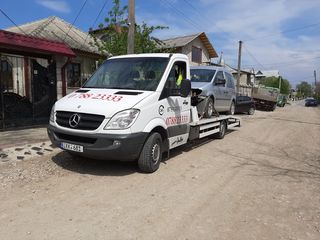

left=161, top=32, right=218, bottom=58
left=0, top=29, right=75, bottom=57
left=6, top=16, right=101, bottom=55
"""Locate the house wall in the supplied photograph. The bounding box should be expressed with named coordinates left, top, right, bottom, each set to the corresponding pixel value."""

left=54, top=55, right=68, bottom=99
left=66, top=54, right=98, bottom=95
left=180, top=37, right=210, bottom=66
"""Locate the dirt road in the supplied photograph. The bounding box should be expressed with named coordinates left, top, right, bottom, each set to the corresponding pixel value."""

left=1, top=102, right=319, bottom=240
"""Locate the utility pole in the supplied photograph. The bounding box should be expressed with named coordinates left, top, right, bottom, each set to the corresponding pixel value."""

left=278, top=76, right=282, bottom=92
left=236, top=40, right=242, bottom=95
left=314, top=70, right=317, bottom=85
left=127, top=0, right=135, bottom=54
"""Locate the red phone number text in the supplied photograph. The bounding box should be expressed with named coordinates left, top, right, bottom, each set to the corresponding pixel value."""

left=68, top=93, right=123, bottom=102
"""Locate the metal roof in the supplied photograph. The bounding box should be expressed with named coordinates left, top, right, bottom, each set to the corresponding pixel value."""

left=161, top=32, right=218, bottom=58
left=0, top=29, right=75, bottom=57
left=6, top=16, right=101, bottom=55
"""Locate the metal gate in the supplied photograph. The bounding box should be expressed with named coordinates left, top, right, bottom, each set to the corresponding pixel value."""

left=0, top=56, right=56, bottom=130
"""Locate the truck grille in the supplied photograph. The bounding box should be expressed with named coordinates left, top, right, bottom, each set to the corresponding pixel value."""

left=56, top=111, right=105, bottom=130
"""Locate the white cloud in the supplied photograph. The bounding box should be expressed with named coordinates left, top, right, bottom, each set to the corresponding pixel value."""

left=36, top=0, right=70, bottom=13
left=140, top=0, right=320, bottom=86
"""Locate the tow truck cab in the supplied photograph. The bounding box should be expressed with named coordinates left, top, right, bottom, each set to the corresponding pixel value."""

left=48, top=53, right=194, bottom=172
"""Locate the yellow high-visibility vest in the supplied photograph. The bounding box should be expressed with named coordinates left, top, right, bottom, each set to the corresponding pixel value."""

left=176, top=71, right=183, bottom=86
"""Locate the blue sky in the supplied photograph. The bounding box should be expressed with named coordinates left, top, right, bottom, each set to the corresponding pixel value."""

left=1, top=0, right=320, bottom=87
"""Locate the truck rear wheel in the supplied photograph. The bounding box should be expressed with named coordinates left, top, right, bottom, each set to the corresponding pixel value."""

left=215, top=120, right=227, bottom=139
left=138, top=132, right=162, bottom=173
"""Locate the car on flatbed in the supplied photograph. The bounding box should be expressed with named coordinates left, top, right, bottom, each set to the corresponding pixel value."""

left=190, top=66, right=236, bottom=117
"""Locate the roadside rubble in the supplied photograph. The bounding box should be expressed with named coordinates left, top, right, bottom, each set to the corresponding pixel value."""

left=0, top=141, right=59, bottom=163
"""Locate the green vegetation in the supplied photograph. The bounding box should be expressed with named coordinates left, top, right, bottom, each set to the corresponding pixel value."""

left=92, top=0, right=168, bottom=57
left=296, top=81, right=313, bottom=98
left=259, top=76, right=291, bottom=94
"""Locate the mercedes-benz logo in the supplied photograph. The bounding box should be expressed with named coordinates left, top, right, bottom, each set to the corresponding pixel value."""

left=69, top=113, right=81, bottom=128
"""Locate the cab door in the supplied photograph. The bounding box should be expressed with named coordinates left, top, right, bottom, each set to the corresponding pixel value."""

left=212, top=71, right=226, bottom=111
left=159, top=60, right=190, bottom=149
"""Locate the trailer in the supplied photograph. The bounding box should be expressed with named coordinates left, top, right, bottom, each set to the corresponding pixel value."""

left=47, top=53, right=241, bottom=173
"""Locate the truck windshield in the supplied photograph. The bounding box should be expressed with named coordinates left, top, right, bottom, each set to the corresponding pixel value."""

left=190, top=69, right=216, bottom=82
left=83, top=57, right=169, bottom=91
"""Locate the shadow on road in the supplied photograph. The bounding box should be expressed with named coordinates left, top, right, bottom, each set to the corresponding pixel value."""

left=52, top=151, right=137, bottom=176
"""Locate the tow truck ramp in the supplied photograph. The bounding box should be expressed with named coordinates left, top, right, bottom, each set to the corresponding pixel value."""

left=189, top=115, right=241, bottom=139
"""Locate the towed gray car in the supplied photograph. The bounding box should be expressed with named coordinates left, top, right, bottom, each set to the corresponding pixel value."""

left=190, top=66, right=236, bottom=117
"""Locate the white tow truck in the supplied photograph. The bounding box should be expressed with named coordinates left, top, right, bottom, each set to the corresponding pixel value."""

left=48, top=53, right=240, bottom=173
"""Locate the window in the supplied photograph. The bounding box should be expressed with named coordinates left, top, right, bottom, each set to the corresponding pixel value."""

left=0, top=59, right=13, bottom=92
left=192, top=46, right=202, bottom=63
left=84, top=57, right=169, bottom=91
left=190, top=69, right=216, bottom=82
left=164, top=61, right=186, bottom=96
left=225, top=72, right=235, bottom=89
left=214, top=71, right=225, bottom=83
left=67, top=63, right=81, bottom=88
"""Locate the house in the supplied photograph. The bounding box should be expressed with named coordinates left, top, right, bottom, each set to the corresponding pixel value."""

left=161, top=32, right=218, bottom=65
left=224, top=64, right=255, bottom=96
left=255, top=70, right=280, bottom=85
left=0, top=16, right=103, bottom=129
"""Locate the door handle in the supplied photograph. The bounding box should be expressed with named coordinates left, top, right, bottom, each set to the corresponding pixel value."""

left=224, top=91, right=228, bottom=94
left=183, top=100, right=189, bottom=105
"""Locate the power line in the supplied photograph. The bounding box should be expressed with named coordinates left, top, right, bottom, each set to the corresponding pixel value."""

left=242, top=44, right=265, bottom=70
left=0, top=8, right=27, bottom=35
left=242, top=55, right=320, bottom=69
left=160, top=0, right=201, bottom=31
left=80, top=0, right=110, bottom=49
left=63, top=0, right=89, bottom=42
left=245, top=21, right=320, bottom=42
left=181, top=0, right=231, bottom=42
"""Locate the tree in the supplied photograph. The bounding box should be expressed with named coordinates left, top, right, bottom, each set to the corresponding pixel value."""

left=296, top=81, right=312, bottom=97
left=91, top=0, right=167, bottom=57
left=260, top=76, right=291, bottom=94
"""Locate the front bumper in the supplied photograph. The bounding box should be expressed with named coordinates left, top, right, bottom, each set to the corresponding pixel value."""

left=47, top=125, right=148, bottom=161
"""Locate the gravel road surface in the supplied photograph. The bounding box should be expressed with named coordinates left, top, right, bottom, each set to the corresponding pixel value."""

left=0, top=101, right=319, bottom=240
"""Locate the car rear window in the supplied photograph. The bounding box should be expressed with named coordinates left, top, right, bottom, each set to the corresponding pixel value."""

left=190, top=69, right=216, bottom=82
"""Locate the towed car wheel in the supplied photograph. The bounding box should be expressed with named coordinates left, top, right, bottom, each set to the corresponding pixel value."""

left=204, top=98, right=214, bottom=118
left=228, top=101, right=235, bottom=115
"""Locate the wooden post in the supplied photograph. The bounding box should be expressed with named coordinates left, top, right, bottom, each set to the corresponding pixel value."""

left=236, top=40, right=242, bottom=95
left=127, top=0, right=135, bottom=54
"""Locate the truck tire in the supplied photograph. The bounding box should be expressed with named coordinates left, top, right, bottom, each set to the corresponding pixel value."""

left=204, top=98, right=214, bottom=118
left=215, top=120, right=227, bottom=139
left=227, top=101, right=235, bottom=115
left=138, top=132, right=162, bottom=173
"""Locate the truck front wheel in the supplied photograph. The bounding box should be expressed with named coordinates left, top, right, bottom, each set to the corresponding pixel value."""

left=138, top=132, right=162, bottom=173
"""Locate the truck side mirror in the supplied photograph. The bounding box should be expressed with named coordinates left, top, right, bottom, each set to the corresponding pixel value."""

left=180, top=79, right=191, bottom=98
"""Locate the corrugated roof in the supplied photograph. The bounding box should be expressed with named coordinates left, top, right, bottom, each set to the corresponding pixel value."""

left=6, top=16, right=101, bottom=55
left=161, top=32, right=218, bottom=58
left=0, top=30, right=75, bottom=57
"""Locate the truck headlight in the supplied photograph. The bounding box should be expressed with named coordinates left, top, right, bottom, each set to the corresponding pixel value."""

left=49, top=105, right=55, bottom=123
left=104, top=109, right=140, bottom=130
